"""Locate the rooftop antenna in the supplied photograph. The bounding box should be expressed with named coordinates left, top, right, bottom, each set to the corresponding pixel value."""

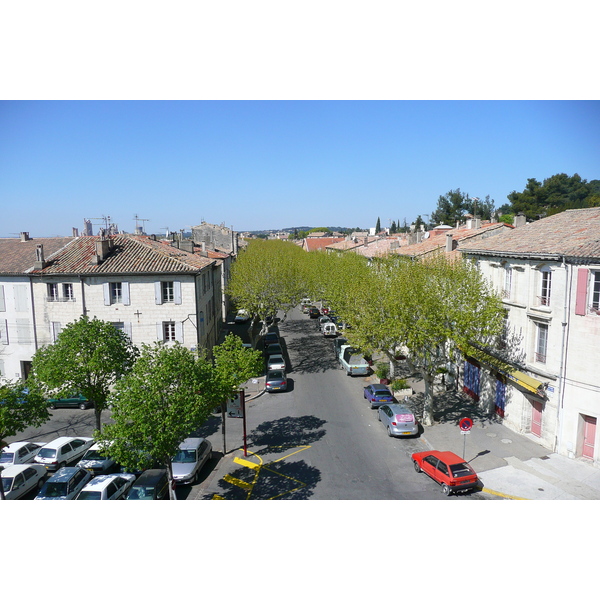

left=133, top=214, right=150, bottom=234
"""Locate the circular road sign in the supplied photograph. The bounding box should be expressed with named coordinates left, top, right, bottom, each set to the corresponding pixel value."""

left=459, top=417, right=473, bottom=432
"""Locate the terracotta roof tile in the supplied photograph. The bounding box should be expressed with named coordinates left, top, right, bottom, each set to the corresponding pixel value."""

left=0, top=236, right=75, bottom=274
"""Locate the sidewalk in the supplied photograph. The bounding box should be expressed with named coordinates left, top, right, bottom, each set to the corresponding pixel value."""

left=404, top=374, right=600, bottom=500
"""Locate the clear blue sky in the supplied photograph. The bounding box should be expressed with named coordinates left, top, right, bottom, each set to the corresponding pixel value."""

left=1, top=100, right=598, bottom=237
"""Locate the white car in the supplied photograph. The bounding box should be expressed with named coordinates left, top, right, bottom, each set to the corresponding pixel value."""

left=34, top=437, right=94, bottom=471
left=266, top=353, right=286, bottom=371
left=171, top=438, right=212, bottom=485
left=0, top=441, right=44, bottom=471
left=235, top=309, right=251, bottom=323
left=77, top=442, right=116, bottom=475
left=1, top=464, right=47, bottom=500
left=35, top=467, right=93, bottom=500
left=76, top=473, right=136, bottom=500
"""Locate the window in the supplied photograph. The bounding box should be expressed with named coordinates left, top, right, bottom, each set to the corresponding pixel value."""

left=110, top=282, right=122, bottom=304
left=163, top=321, right=176, bottom=342
left=62, top=283, right=74, bottom=301
left=162, top=281, right=174, bottom=303
left=592, top=272, right=600, bottom=311
left=154, top=281, right=181, bottom=305
left=47, top=283, right=59, bottom=301
left=535, top=322, right=548, bottom=363
left=539, top=269, right=551, bottom=306
left=503, top=267, right=512, bottom=299
left=51, top=322, right=62, bottom=343
left=16, top=319, right=32, bottom=344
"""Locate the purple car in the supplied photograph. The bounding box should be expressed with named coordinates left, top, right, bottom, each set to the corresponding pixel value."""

left=363, top=384, right=395, bottom=409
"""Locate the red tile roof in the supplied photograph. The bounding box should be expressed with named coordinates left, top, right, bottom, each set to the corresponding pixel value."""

left=29, top=235, right=214, bottom=275
left=0, top=236, right=75, bottom=274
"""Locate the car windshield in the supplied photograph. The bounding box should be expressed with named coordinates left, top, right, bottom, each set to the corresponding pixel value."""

left=127, top=486, right=155, bottom=500
left=37, top=448, right=57, bottom=459
left=268, top=371, right=284, bottom=380
left=374, top=391, right=391, bottom=397
left=82, top=450, right=105, bottom=461
left=1, top=476, right=13, bottom=491
left=172, top=449, right=196, bottom=463
left=450, top=463, right=474, bottom=477
left=0, top=452, right=14, bottom=463
left=77, top=490, right=102, bottom=500
left=40, top=482, right=68, bottom=497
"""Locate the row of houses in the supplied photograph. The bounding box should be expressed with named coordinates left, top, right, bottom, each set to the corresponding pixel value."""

left=306, top=209, right=600, bottom=466
left=0, top=228, right=235, bottom=383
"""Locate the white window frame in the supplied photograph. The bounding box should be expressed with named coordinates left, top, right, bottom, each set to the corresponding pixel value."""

left=47, top=283, right=59, bottom=302
left=155, top=281, right=182, bottom=305
left=535, top=322, right=548, bottom=364
left=503, top=266, right=512, bottom=299
left=591, top=271, right=600, bottom=311
left=51, top=322, right=62, bottom=343
left=157, top=321, right=183, bottom=343
left=62, top=283, right=74, bottom=301
left=539, top=268, right=552, bottom=307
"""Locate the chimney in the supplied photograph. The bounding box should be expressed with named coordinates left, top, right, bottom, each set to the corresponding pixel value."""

left=34, top=244, right=46, bottom=269
left=445, top=233, right=453, bottom=252
left=416, top=231, right=423, bottom=243
left=91, top=234, right=111, bottom=265
left=514, top=213, right=526, bottom=228
left=72, top=227, right=79, bottom=237
left=20, top=232, right=30, bottom=242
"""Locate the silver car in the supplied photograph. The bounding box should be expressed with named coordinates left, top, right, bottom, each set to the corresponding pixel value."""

left=171, top=438, right=212, bottom=485
left=377, top=403, right=419, bottom=437
left=266, top=353, right=286, bottom=371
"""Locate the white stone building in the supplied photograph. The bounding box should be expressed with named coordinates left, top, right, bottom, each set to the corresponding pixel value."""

left=460, top=208, right=600, bottom=466
left=0, top=233, right=223, bottom=383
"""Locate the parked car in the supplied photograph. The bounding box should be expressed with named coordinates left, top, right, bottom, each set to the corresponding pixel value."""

left=76, top=473, right=136, bottom=500
left=46, top=393, right=93, bottom=410
left=125, top=469, right=170, bottom=500
left=265, top=369, right=287, bottom=393
left=412, top=450, right=479, bottom=496
left=0, top=464, right=47, bottom=499
left=234, top=309, right=251, bottom=323
left=0, top=441, right=43, bottom=471
left=77, top=442, right=116, bottom=475
left=171, top=438, right=212, bottom=485
left=263, top=332, right=279, bottom=347
left=266, top=353, right=286, bottom=371
left=322, top=322, right=338, bottom=337
left=301, top=303, right=312, bottom=314
left=364, top=383, right=395, bottom=408
left=378, top=404, right=419, bottom=437
left=339, top=345, right=370, bottom=376
left=265, top=342, right=283, bottom=357
left=34, top=437, right=94, bottom=471
left=317, top=315, right=331, bottom=331
left=35, top=466, right=93, bottom=500
left=309, top=307, right=320, bottom=318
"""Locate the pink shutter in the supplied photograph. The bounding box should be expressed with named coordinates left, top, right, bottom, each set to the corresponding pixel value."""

left=575, top=268, right=589, bottom=316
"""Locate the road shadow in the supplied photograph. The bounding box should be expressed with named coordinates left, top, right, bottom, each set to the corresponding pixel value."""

left=248, top=415, right=327, bottom=449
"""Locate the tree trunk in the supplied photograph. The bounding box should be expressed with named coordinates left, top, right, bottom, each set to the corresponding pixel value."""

left=95, top=408, right=102, bottom=433
left=422, top=372, right=435, bottom=426
left=166, top=458, right=177, bottom=500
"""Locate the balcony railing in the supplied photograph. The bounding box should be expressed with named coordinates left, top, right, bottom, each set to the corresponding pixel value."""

left=535, top=352, right=547, bottom=364
left=46, top=296, right=76, bottom=302
left=537, top=295, right=551, bottom=306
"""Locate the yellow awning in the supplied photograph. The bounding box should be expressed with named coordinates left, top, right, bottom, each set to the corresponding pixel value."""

left=461, top=343, right=546, bottom=398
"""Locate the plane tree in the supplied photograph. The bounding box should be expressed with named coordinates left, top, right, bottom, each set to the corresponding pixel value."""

left=0, top=380, right=49, bottom=499
left=29, top=315, right=139, bottom=432
left=227, top=239, right=306, bottom=335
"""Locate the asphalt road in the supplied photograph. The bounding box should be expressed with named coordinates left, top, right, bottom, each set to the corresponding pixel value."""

left=6, top=306, right=489, bottom=500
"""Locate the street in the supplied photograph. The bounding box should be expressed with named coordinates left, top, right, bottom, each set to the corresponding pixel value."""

left=7, top=306, right=492, bottom=500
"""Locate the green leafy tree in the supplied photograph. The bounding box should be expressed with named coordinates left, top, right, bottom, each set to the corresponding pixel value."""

left=431, top=189, right=468, bottom=226
left=227, top=239, right=306, bottom=335
left=95, top=342, right=221, bottom=499
left=30, top=315, right=139, bottom=432
left=0, top=381, right=49, bottom=499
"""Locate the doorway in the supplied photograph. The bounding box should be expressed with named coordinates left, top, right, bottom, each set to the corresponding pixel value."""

left=531, top=400, right=543, bottom=437
left=581, top=415, right=597, bottom=459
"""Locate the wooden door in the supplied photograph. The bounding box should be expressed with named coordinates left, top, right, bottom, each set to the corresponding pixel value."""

left=582, top=416, right=597, bottom=459
left=531, top=400, right=543, bottom=437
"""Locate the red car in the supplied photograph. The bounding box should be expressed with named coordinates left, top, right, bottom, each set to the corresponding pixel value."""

left=411, top=450, right=479, bottom=496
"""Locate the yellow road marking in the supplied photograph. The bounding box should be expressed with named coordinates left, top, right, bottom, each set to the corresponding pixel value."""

left=233, top=457, right=261, bottom=470
left=481, top=487, right=529, bottom=500
left=223, top=474, right=254, bottom=491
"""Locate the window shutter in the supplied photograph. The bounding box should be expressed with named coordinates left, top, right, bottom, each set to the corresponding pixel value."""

left=174, top=281, right=182, bottom=305
left=0, top=319, right=8, bottom=344
left=575, top=268, right=589, bottom=316
left=103, top=283, right=111, bottom=306
left=155, top=282, right=162, bottom=305
left=124, top=322, right=132, bottom=340
left=122, top=282, right=130, bottom=306
left=0, top=285, right=5, bottom=311
left=175, top=321, right=183, bottom=343
left=157, top=322, right=164, bottom=340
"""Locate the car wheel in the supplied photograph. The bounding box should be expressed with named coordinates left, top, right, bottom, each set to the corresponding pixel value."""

left=37, top=478, right=45, bottom=490
left=377, top=411, right=381, bottom=421
left=79, top=402, right=87, bottom=410
left=441, top=483, right=451, bottom=496
left=49, top=403, right=56, bottom=410
left=413, top=460, right=421, bottom=473
left=59, top=462, right=66, bottom=469
left=387, top=426, right=393, bottom=437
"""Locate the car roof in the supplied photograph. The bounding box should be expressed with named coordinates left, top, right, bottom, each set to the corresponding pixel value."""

left=268, top=354, right=284, bottom=360
left=3, top=441, right=38, bottom=451
left=81, top=474, right=129, bottom=490
left=427, top=450, right=466, bottom=464
left=134, top=469, right=167, bottom=483
left=40, top=436, right=77, bottom=448
left=370, top=384, right=391, bottom=391
left=267, top=369, right=285, bottom=377
left=0, top=463, right=44, bottom=476
left=48, top=467, right=86, bottom=481
left=178, top=437, right=205, bottom=451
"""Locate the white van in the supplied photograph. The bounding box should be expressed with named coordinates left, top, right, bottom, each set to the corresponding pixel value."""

left=322, top=322, right=338, bottom=337
left=34, top=437, right=94, bottom=471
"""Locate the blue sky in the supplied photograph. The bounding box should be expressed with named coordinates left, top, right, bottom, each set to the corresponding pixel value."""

left=1, top=100, right=598, bottom=237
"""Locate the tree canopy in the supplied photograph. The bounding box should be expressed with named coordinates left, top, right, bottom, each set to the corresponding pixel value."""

left=29, top=315, right=139, bottom=432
